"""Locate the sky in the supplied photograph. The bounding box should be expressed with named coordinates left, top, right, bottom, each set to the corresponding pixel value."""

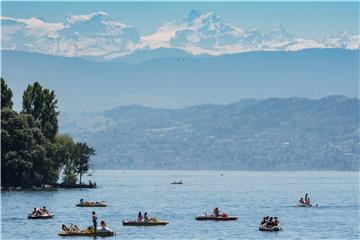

left=1, top=2, right=359, bottom=39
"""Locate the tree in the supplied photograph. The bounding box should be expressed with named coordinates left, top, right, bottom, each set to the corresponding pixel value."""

left=73, top=142, right=95, bottom=184
left=56, top=134, right=78, bottom=184
left=62, top=162, right=77, bottom=184
left=22, top=82, right=59, bottom=140
left=1, top=109, right=50, bottom=187
left=1, top=78, right=13, bottom=109
left=2, top=80, right=96, bottom=188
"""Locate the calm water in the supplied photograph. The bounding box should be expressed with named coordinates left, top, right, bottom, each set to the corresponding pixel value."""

left=1, top=171, right=359, bottom=240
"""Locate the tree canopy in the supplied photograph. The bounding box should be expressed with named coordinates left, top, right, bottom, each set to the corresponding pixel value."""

left=22, top=82, right=59, bottom=140
left=73, top=142, right=96, bottom=184
left=1, top=79, right=96, bottom=188
left=1, top=78, right=13, bottom=109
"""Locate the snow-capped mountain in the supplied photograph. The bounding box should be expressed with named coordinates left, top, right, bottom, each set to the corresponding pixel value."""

left=1, top=10, right=359, bottom=60
left=1, top=12, right=140, bottom=59
left=322, top=31, right=360, bottom=49
left=141, top=10, right=332, bottom=55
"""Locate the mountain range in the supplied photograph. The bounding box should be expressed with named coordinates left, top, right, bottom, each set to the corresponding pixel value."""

left=59, top=96, right=360, bottom=170
left=2, top=10, right=359, bottom=60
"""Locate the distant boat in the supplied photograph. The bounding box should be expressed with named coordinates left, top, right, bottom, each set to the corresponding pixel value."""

left=195, top=214, right=238, bottom=221
left=122, top=220, right=169, bottom=226
left=87, top=169, right=95, bottom=176
left=171, top=180, right=183, bottom=185
left=76, top=201, right=107, bottom=207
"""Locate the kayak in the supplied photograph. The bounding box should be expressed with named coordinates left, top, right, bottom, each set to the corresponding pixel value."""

left=76, top=202, right=107, bottom=207
left=195, top=215, right=238, bottom=221
left=171, top=182, right=183, bottom=184
left=122, top=220, right=169, bottom=226
left=28, top=214, right=54, bottom=219
left=58, top=230, right=114, bottom=237
left=259, top=225, right=282, bottom=232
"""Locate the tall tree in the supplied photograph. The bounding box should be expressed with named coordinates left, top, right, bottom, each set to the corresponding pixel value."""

left=22, top=82, right=59, bottom=140
left=55, top=134, right=78, bottom=184
left=1, top=78, right=13, bottom=109
left=73, top=142, right=96, bottom=184
left=1, top=109, right=50, bottom=187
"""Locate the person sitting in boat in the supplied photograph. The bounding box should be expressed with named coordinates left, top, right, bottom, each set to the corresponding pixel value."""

left=306, top=197, right=311, bottom=205
left=69, top=224, right=80, bottom=232
left=213, top=207, right=220, bottom=217
left=299, top=197, right=306, bottom=205
left=144, top=212, right=149, bottom=222
left=41, top=206, right=48, bottom=214
left=260, top=217, right=270, bottom=228
left=31, top=208, right=38, bottom=216
left=261, top=217, right=267, bottom=226
left=62, top=224, right=70, bottom=232
left=80, top=198, right=84, bottom=203
left=98, top=220, right=111, bottom=232
left=273, top=217, right=279, bottom=227
left=137, top=212, right=143, bottom=222
left=268, top=217, right=274, bottom=227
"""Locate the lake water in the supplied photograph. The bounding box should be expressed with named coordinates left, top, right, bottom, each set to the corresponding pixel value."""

left=1, top=171, right=359, bottom=240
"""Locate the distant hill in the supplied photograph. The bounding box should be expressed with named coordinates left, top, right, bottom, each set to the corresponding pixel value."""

left=2, top=49, right=359, bottom=112
left=60, top=96, right=360, bottom=170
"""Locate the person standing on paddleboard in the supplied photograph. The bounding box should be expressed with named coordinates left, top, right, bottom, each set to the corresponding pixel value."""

left=92, top=211, right=97, bottom=232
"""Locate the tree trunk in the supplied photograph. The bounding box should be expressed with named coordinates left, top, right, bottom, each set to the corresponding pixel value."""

left=79, top=172, right=82, bottom=185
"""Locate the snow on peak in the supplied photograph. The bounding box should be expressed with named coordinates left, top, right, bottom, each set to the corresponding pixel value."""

left=1, top=12, right=140, bottom=59
left=64, top=12, right=111, bottom=26
left=322, top=31, right=360, bottom=49
left=142, top=9, right=245, bottom=53
left=1, top=10, right=359, bottom=59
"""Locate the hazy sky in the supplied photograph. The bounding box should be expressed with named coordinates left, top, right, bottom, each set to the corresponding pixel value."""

left=2, top=2, right=359, bottom=39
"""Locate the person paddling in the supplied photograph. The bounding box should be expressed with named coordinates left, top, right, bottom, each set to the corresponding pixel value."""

left=92, top=211, right=97, bottom=232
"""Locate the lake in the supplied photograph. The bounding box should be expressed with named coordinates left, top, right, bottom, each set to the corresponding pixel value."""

left=1, top=171, right=359, bottom=239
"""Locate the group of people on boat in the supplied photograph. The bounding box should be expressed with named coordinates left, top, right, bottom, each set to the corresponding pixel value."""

left=88, top=180, right=97, bottom=187
left=30, top=206, right=50, bottom=217
left=171, top=180, right=183, bottom=184
left=79, top=198, right=106, bottom=206
left=260, top=216, right=281, bottom=229
left=298, top=193, right=312, bottom=206
left=137, top=211, right=150, bottom=222
left=62, top=223, right=80, bottom=232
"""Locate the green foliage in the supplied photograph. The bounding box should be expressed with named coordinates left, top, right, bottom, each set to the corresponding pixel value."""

left=73, top=142, right=96, bottom=184
left=22, top=82, right=59, bottom=140
left=1, top=78, right=13, bottom=109
left=62, top=162, right=77, bottom=184
left=1, top=109, right=46, bottom=187
left=1, top=81, right=96, bottom=188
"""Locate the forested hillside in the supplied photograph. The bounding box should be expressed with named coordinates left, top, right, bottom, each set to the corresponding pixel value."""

left=60, top=96, right=360, bottom=170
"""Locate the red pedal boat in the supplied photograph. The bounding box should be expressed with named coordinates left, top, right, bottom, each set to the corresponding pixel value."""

left=195, top=214, right=238, bottom=221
